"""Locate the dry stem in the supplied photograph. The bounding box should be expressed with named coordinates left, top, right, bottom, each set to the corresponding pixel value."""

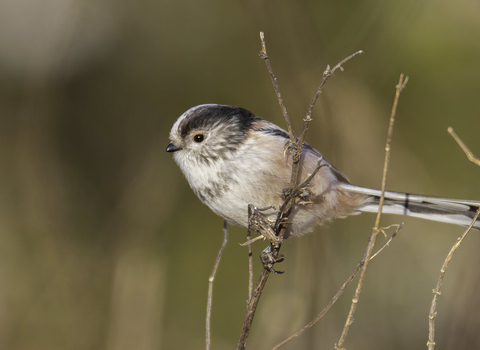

left=259, top=31, right=295, bottom=145
left=289, top=51, right=363, bottom=192
left=246, top=206, right=254, bottom=301
left=237, top=32, right=362, bottom=350
left=447, top=127, right=480, bottom=166
left=427, top=131, right=480, bottom=350
left=426, top=209, right=480, bottom=350
left=206, top=220, right=228, bottom=350
left=272, top=224, right=401, bottom=350
left=247, top=232, right=254, bottom=301
left=335, top=74, right=408, bottom=350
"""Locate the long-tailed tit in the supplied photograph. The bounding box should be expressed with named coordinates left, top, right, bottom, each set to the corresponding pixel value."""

left=166, top=104, right=480, bottom=237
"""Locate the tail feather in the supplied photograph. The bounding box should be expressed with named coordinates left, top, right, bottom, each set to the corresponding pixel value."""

left=340, top=184, right=480, bottom=231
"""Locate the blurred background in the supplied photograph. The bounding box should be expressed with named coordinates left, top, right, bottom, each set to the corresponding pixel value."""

left=0, top=0, right=479, bottom=349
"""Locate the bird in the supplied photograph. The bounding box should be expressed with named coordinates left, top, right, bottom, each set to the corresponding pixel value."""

left=166, top=104, right=480, bottom=237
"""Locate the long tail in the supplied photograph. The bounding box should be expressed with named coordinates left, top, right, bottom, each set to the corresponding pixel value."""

left=340, top=184, right=480, bottom=231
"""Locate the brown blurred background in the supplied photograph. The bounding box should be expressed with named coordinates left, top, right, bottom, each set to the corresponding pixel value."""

left=0, top=0, right=479, bottom=349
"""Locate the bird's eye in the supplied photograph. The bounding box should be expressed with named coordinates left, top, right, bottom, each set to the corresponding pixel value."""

left=193, top=133, right=204, bottom=143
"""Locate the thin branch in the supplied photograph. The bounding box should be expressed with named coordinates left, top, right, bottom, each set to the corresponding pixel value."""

left=247, top=208, right=254, bottom=301
left=274, top=159, right=326, bottom=226
left=427, top=208, right=480, bottom=350
left=259, top=31, right=295, bottom=145
left=427, top=132, right=480, bottom=350
left=206, top=220, right=228, bottom=350
left=248, top=247, right=253, bottom=301
left=289, top=51, right=363, bottom=191
left=369, top=224, right=402, bottom=260
left=447, top=127, right=480, bottom=166
left=375, top=74, right=409, bottom=227
left=237, top=33, right=363, bottom=350
left=240, top=235, right=265, bottom=246
left=305, top=50, right=363, bottom=122
left=272, top=224, right=402, bottom=350
left=335, top=74, right=408, bottom=350
left=237, top=268, right=272, bottom=349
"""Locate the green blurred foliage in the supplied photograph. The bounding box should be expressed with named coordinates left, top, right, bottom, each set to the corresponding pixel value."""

left=0, top=0, right=479, bottom=349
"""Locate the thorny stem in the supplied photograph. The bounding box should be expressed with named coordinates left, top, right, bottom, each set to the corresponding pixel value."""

left=335, top=74, right=408, bottom=350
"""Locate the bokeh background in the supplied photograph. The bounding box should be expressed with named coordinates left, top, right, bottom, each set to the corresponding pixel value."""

left=1, top=0, right=479, bottom=349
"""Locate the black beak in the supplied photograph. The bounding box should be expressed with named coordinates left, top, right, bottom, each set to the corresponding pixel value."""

left=166, top=143, right=182, bottom=153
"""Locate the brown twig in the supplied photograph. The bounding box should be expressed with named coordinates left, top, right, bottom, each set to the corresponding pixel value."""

left=427, top=131, right=480, bottom=350
left=305, top=50, right=364, bottom=123
left=272, top=224, right=402, bottom=350
left=259, top=31, right=295, bottom=145
left=335, top=74, right=408, bottom=350
left=369, top=224, right=401, bottom=260
left=238, top=268, right=272, bottom=349
left=247, top=207, right=254, bottom=301
left=237, top=32, right=363, bottom=350
left=274, top=159, right=326, bottom=225
left=426, top=209, right=480, bottom=350
left=289, top=51, right=363, bottom=193
left=206, top=220, right=228, bottom=350
left=247, top=241, right=254, bottom=302
left=447, top=127, right=480, bottom=166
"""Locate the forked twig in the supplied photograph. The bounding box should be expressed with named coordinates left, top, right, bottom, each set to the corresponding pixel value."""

left=369, top=223, right=402, bottom=259
left=237, top=33, right=363, bottom=350
left=290, top=51, right=363, bottom=192
left=427, top=131, right=480, bottom=350
left=272, top=224, right=402, bottom=350
left=335, top=74, right=408, bottom=350
left=305, top=50, right=363, bottom=122
left=206, top=220, right=228, bottom=350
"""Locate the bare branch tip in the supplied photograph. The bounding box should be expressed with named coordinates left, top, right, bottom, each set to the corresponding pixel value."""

left=395, top=75, right=409, bottom=92
left=447, top=126, right=480, bottom=166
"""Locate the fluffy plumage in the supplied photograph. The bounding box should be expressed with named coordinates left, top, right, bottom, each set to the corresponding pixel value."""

left=167, top=104, right=480, bottom=236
